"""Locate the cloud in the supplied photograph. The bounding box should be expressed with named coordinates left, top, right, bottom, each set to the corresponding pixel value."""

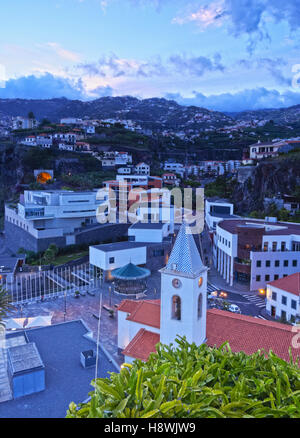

left=78, top=53, right=224, bottom=78
left=169, top=53, right=225, bottom=75
left=238, top=57, right=291, bottom=86
left=173, top=0, right=300, bottom=49
left=0, top=73, right=87, bottom=100
left=165, top=88, right=300, bottom=112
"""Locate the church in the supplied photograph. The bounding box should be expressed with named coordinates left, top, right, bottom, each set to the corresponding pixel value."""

left=117, top=223, right=300, bottom=364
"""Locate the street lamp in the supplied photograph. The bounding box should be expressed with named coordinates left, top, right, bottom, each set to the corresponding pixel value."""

left=64, top=290, right=67, bottom=322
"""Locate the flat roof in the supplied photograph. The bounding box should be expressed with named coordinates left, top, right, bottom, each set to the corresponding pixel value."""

left=217, top=218, right=300, bottom=236
left=0, top=257, right=21, bottom=273
left=0, top=320, right=117, bottom=418
left=130, top=222, right=166, bottom=230
left=91, top=241, right=146, bottom=252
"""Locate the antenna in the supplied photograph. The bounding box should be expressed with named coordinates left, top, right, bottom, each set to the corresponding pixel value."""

left=94, top=291, right=103, bottom=391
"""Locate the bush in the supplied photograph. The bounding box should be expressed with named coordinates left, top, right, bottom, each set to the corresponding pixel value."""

left=67, top=337, right=300, bottom=418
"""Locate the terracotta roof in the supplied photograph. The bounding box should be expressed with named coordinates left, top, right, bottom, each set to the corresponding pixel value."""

left=119, top=301, right=300, bottom=363
left=268, top=273, right=300, bottom=296
left=122, top=328, right=160, bottom=361
left=117, top=299, right=140, bottom=314
left=206, top=309, right=300, bottom=363
left=126, top=300, right=161, bottom=329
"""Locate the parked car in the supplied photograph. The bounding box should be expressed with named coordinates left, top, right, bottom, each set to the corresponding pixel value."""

left=228, top=304, right=241, bottom=314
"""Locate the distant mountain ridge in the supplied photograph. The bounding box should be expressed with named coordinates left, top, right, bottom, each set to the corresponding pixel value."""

left=0, top=96, right=299, bottom=130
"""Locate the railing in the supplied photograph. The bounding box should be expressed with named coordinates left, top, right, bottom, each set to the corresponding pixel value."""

left=3, top=263, right=99, bottom=305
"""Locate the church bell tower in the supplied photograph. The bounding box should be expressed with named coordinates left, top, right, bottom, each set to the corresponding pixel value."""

left=160, top=223, right=208, bottom=346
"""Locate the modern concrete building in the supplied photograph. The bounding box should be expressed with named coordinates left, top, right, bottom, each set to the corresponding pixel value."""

left=205, top=198, right=235, bottom=232
left=266, top=273, right=300, bottom=323
left=4, top=190, right=132, bottom=253
left=214, top=217, right=300, bottom=290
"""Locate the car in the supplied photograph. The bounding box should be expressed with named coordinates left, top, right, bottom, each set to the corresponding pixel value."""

left=219, top=291, right=228, bottom=299
left=229, top=304, right=241, bottom=314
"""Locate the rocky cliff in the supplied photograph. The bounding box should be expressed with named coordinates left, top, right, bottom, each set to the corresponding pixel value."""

left=233, top=156, right=300, bottom=214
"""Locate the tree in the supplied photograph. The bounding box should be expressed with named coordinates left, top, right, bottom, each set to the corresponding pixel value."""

left=0, top=286, right=15, bottom=322
left=67, top=337, right=300, bottom=418
left=28, top=111, right=35, bottom=120
left=42, top=244, right=58, bottom=265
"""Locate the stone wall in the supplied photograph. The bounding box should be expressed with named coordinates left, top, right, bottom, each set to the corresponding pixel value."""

left=4, top=221, right=131, bottom=254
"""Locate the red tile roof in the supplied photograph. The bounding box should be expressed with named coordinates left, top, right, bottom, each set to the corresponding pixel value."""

left=126, top=300, right=161, bottom=329
left=117, top=299, right=140, bottom=314
left=206, top=309, right=299, bottom=363
left=122, top=328, right=160, bottom=361
left=268, top=272, right=300, bottom=296
left=118, top=299, right=300, bottom=363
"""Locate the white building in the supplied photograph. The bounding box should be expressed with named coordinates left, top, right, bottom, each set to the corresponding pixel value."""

left=5, top=189, right=107, bottom=250
left=266, top=273, right=300, bottom=323
left=205, top=199, right=235, bottom=232
left=54, top=133, right=77, bottom=144
left=214, top=218, right=300, bottom=289
left=128, top=222, right=172, bottom=243
left=163, top=162, right=184, bottom=177
left=13, top=117, right=38, bottom=131
left=135, top=163, right=150, bottom=175
left=59, top=143, right=74, bottom=151
left=249, top=141, right=282, bottom=160
left=89, top=242, right=147, bottom=280
left=60, top=118, right=83, bottom=125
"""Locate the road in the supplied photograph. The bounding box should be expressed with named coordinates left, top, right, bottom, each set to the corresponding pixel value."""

left=207, top=282, right=269, bottom=320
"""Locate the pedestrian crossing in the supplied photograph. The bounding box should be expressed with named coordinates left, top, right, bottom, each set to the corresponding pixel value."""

left=207, top=283, right=220, bottom=293
left=242, top=294, right=266, bottom=308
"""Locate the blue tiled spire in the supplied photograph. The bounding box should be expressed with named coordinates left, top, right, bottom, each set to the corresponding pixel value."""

left=166, top=223, right=205, bottom=276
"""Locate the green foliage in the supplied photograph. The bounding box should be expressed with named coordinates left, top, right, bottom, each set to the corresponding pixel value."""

left=66, top=337, right=300, bottom=419
left=0, top=286, right=15, bottom=321
left=42, top=244, right=58, bottom=265
left=204, top=176, right=237, bottom=200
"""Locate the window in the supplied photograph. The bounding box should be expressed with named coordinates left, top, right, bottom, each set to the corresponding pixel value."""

left=272, top=242, right=277, bottom=251
left=271, top=306, right=276, bottom=317
left=291, top=315, right=296, bottom=324
left=266, top=260, right=271, bottom=267
left=272, top=292, right=277, bottom=301
left=291, top=300, right=297, bottom=310
left=282, top=296, right=287, bottom=306
left=265, top=275, right=270, bottom=281
left=256, top=275, right=261, bottom=281
left=284, top=260, right=289, bottom=267
left=293, top=260, right=297, bottom=267
left=256, top=260, right=261, bottom=268
left=281, top=242, right=286, bottom=252
left=109, top=257, right=115, bottom=264
left=281, top=310, right=287, bottom=321
left=198, top=294, right=203, bottom=319
left=274, top=275, right=279, bottom=280
left=172, top=296, right=181, bottom=320
left=275, top=260, right=280, bottom=267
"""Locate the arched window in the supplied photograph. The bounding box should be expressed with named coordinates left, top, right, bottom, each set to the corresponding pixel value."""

left=172, top=295, right=181, bottom=320
left=198, top=294, right=203, bottom=319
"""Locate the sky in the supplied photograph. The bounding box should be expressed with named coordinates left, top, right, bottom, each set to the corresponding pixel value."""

left=1, top=0, right=300, bottom=112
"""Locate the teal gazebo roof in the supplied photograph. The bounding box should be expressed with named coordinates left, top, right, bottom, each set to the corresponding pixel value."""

left=111, top=263, right=151, bottom=281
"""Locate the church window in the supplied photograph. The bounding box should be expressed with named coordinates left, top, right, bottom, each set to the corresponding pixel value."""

left=198, top=294, right=203, bottom=319
left=172, top=295, right=181, bottom=320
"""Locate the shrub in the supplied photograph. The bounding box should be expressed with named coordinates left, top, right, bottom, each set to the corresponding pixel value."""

left=67, top=337, right=300, bottom=418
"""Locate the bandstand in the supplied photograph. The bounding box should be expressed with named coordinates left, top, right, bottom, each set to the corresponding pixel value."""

left=111, top=263, right=150, bottom=296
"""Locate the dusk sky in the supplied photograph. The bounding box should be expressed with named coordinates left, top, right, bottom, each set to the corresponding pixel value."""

left=1, top=0, right=300, bottom=111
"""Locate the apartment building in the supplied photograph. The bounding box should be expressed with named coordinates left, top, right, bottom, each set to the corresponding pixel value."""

left=266, top=273, right=300, bottom=323
left=205, top=198, right=235, bottom=232
left=214, top=217, right=300, bottom=290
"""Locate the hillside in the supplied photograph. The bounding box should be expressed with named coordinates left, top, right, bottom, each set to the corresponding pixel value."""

left=0, top=96, right=234, bottom=131
left=230, top=104, right=300, bottom=125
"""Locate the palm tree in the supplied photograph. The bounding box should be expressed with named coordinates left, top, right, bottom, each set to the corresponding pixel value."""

left=0, top=286, right=15, bottom=322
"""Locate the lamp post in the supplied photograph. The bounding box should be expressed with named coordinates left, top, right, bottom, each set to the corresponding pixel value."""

left=109, top=285, right=112, bottom=308
left=64, top=290, right=67, bottom=322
